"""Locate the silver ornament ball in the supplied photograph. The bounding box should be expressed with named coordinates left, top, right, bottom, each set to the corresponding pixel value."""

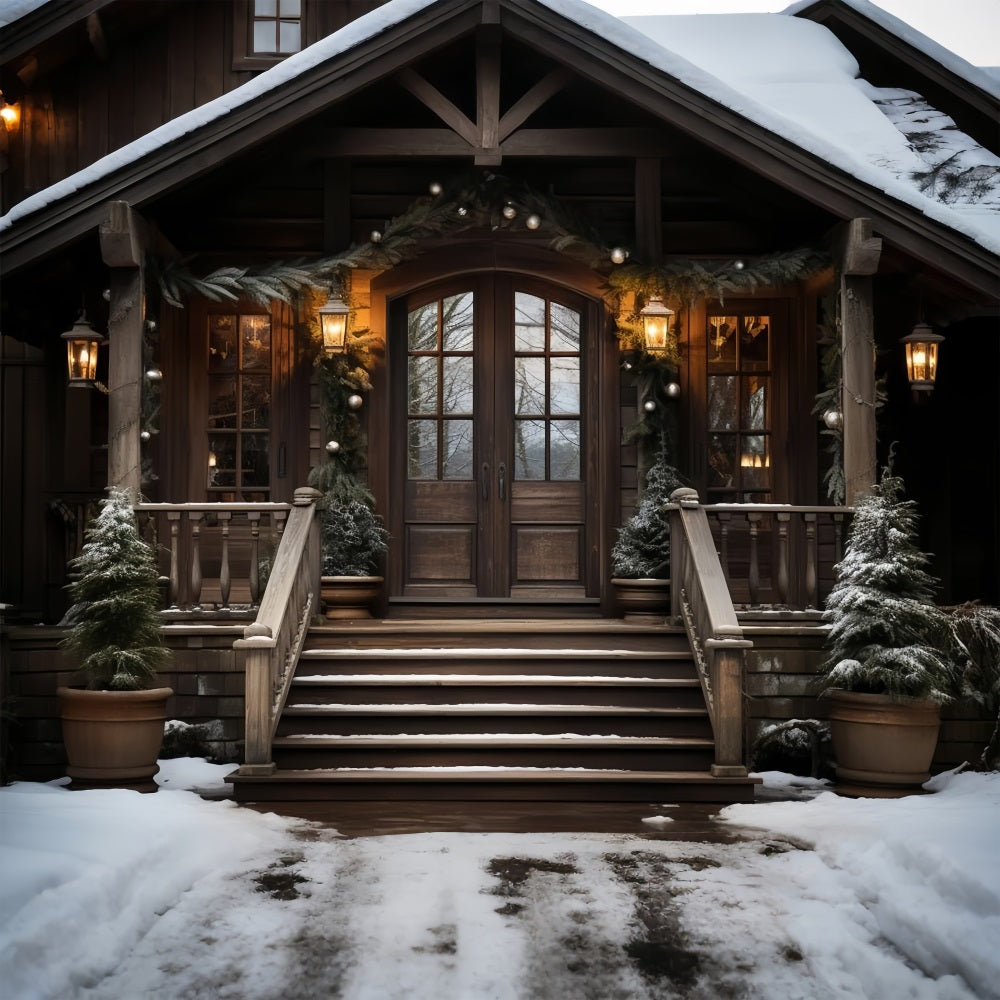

left=665, top=381, right=681, bottom=398
left=733, top=259, right=746, bottom=271
left=525, top=214, right=541, bottom=230
left=145, top=367, right=163, bottom=381
left=823, top=409, right=843, bottom=431
left=326, top=440, right=341, bottom=454
left=371, top=230, right=383, bottom=243
left=429, top=181, right=442, bottom=196
left=347, top=394, right=363, bottom=410
left=643, top=400, right=656, bottom=412
left=140, top=430, right=151, bottom=442
left=502, top=204, right=517, bottom=220
left=610, top=247, right=628, bottom=264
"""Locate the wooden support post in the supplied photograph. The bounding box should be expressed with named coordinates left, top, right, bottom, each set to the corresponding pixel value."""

left=836, top=219, right=882, bottom=505
left=634, top=158, right=662, bottom=264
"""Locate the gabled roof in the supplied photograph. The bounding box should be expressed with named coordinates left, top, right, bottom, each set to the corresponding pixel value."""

left=1, top=0, right=997, bottom=298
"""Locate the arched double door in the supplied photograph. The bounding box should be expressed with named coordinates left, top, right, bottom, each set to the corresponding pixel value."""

left=387, top=273, right=605, bottom=600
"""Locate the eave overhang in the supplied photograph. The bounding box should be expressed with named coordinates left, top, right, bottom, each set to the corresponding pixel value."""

left=1, top=0, right=997, bottom=302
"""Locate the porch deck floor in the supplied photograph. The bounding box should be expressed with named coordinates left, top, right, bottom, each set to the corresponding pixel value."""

left=241, top=798, right=756, bottom=840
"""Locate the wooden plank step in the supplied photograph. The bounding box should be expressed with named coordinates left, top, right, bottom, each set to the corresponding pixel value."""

left=228, top=768, right=760, bottom=803
left=281, top=703, right=702, bottom=716
left=290, top=673, right=699, bottom=686
left=273, top=734, right=714, bottom=749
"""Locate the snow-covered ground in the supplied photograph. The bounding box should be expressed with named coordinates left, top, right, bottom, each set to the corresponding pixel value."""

left=1, top=762, right=998, bottom=1000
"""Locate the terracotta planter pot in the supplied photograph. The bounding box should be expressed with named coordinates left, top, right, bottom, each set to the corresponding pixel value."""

left=321, top=575, right=383, bottom=620
left=57, top=686, right=173, bottom=792
left=611, top=577, right=670, bottom=622
left=827, top=689, right=941, bottom=791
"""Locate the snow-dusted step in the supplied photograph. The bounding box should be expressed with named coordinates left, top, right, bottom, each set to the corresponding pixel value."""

left=291, top=672, right=692, bottom=685
left=228, top=766, right=759, bottom=803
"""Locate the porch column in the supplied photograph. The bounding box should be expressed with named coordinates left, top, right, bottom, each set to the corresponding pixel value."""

left=99, top=201, right=148, bottom=499
left=837, top=219, right=882, bottom=504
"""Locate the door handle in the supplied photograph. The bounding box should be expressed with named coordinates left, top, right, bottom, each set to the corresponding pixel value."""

left=482, top=462, right=490, bottom=501
left=498, top=462, right=507, bottom=501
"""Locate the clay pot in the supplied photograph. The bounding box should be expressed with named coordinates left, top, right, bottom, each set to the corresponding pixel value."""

left=57, top=687, right=173, bottom=792
left=827, top=689, right=941, bottom=792
left=611, top=577, right=670, bottom=622
left=320, top=575, right=383, bottom=619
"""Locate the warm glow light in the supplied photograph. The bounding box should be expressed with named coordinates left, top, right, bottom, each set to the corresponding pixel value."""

left=318, top=289, right=350, bottom=354
left=61, top=314, right=105, bottom=387
left=0, top=102, right=18, bottom=129
left=208, top=451, right=217, bottom=468
left=640, top=296, right=674, bottom=353
left=900, top=322, right=944, bottom=393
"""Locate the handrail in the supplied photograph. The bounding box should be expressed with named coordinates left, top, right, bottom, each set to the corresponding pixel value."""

left=136, top=501, right=292, bottom=610
left=668, top=488, right=752, bottom=776
left=232, top=487, right=321, bottom=776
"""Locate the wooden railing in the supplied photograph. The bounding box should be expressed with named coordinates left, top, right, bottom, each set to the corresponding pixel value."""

left=233, top=487, right=322, bottom=775
left=668, top=488, right=752, bottom=776
left=136, top=501, right=292, bottom=610
left=704, top=503, right=852, bottom=611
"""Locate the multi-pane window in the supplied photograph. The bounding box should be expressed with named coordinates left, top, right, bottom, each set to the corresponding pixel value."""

left=706, top=312, right=771, bottom=502
left=406, top=292, right=475, bottom=481
left=251, top=0, right=302, bottom=55
left=207, top=313, right=272, bottom=501
left=513, top=291, right=581, bottom=481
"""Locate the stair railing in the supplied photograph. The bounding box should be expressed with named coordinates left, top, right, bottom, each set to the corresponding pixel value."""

left=667, top=488, right=752, bottom=777
left=234, top=487, right=322, bottom=775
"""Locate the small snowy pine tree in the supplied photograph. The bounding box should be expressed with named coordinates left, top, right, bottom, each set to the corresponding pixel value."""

left=64, top=489, right=170, bottom=690
left=319, top=477, right=389, bottom=577
left=612, top=454, right=683, bottom=579
left=822, top=467, right=952, bottom=702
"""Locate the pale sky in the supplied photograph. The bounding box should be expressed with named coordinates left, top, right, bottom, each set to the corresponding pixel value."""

left=587, top=1, right=1000, bottom=67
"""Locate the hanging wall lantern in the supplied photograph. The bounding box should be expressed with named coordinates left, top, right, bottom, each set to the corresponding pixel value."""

left=61, top=314, right=106, bottom=387
left=640, top=296, right=674, bottom=354
left=318, top=287, right=350, bottom=355
left=900, top=322, right=944, bottom=394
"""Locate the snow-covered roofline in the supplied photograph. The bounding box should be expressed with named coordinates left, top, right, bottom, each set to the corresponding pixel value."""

left=1, top=0, right=998, bottom=271
left=783, top=0, right=1000, bottom=101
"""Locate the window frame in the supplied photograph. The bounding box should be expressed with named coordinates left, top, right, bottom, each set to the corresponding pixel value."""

left=232, top=0, right=308, bottom=72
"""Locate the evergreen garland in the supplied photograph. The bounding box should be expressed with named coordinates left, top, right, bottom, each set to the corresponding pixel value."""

left=822, top=460, right=953, bottom=702
left=64, top=488, right=171, bottom=691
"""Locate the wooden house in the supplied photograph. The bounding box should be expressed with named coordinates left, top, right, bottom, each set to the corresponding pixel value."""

left=1, top=0, right=997, bottom=800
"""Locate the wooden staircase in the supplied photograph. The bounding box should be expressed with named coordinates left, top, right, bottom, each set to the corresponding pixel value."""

left=228, top=619, right=759, bottom=804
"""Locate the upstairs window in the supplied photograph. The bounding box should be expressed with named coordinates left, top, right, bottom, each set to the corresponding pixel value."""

left=234, top=0, right=304, bottom=70
left=251, top=0, right=301, bottom=55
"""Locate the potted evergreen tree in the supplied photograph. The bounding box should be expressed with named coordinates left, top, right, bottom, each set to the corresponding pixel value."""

left=611, top=452, right=683, bottom=620
left=821, top=464, right=954, bottom=792
left=317, top=476, right=389, bottom=619
left=57, top=488, right=173, bottom=791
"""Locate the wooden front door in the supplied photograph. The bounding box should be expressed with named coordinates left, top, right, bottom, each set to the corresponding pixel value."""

left=391, top=275, right=599, bottom=599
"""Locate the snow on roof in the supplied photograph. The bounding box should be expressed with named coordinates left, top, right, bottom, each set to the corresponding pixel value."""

left=1, top=0, right=998, bottom=258
left=782, top=0, right=1000, bottom=100
left=0, top=0, right=50, bottom=30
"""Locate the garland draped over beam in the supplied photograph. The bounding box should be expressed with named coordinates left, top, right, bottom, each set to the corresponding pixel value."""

left=150, top=171, right=831, bottom=324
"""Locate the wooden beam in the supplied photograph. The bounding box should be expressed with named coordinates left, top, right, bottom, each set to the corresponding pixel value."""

left=634, top=158, right=662, bottom=262
left=498, top=67, right=572, bottom=142
left=836, top=219, right=881, bottom=505
left=397, top=67, right=478, bottom=147
left=323, top=159, right=351, bottom=253
left=476, top=23, right=502, bottom=164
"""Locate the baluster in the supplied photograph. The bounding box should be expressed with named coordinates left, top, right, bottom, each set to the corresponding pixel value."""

left=248, top=512, right=261, bottom=605
left=167, top=511, right=180, bottom=608
left=833, top=513, right=846, bottom=563
left=274, top=509, right=287, bottom=542
left=218, top=511, right=232, bottom=609
left=804, top=513, right=818, bottom=609
left=776, top=512, right=790, bottom=606
left=717, top=511, right=732, bottom=584
left=189, top=511, right=203, bottom=609
left=747, top=512, right=761, bottom=606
